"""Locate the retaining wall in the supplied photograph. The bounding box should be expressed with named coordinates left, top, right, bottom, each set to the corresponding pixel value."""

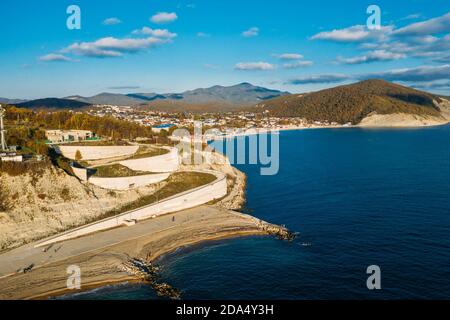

left=88, top=173, right=170, bottom=191
left=71, top=166, right=88, bottom=181
left=119, top=147, right=179, bottom=173
left=36, top=171, right=228, bottom=247
left=55, top=145, right=139, bottom=160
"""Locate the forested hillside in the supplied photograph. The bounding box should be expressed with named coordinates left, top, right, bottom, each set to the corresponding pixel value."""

left=256, top=80, right=443, bottom=124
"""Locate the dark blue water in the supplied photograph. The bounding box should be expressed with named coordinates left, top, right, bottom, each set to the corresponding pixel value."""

left=65, top=126, right=450, bottom=299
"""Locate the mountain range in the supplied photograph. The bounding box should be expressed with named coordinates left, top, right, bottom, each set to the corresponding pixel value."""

left=15, top=98, right=91, bottom=110
left=2, top=83, right=288, bottom=111
left=0, top=98, right=28, bottom=105
left=63, top=83, right=289, bottom=107
left=3, top=80, right=450, bottom=125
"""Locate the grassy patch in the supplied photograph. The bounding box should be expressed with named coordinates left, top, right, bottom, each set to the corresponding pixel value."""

left=0, top=160, right=51, bottom=177
left=97, top=172, right=217, bottom=220
left=93, top=164, right=149, bottom=178
left=126, top=145, right=170, bottom=160
left=61, top=140, right=130, bottom=147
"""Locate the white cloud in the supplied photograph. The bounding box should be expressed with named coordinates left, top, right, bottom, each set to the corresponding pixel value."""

left=434, top=55, right=450, bottom=63
left=234, top=62, right=275, bottom=71
left=64, top=36, right=172, bottom=58
left=311, top=25, right=393, bottom=42
left=308, top=12, right=450, bottom=67
left=197, top=32, right=211, bottom=38
left=399, top=13, right=421, bottom=21
left=285, top=64, right=450, bottom=85
left=412, top=80, right=450, bottom=91
left=107, top=86, right=140, bottom=90
left=132, top=27, right=177, bottom=38
left=360, top=32, right=450, bottom=63
left=338, top=50, right=406, bottom=65
left=150, top=12, right=178, bottom=24
left=38, top=53, right=72, bottom=62
left=103, top=17, right=122, bottom=26
left=287, top=74, right=351, bottom=84
left=242, top=27, right=259, bottom=37
left=283, top=60, right=313, bottom=69
left=362, top=64, right=450, bottom=82
left=393, top=12, right=450, bottom=36
left=203, top=64, right=219, bottom=69
left=277, top=53, right=304, bottom=60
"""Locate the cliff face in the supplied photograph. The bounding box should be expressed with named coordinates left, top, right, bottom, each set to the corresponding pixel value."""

left=179, top=150, right=246, bottom=211
left=437, top=98, right=450, bottom=120
left=0, top=150, right=246, bottom=251
left=0, top=165, right=162, bottom=251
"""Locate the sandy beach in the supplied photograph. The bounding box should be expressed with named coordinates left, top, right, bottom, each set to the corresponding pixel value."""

left=208, top=114, right=449, bottom=142
left=0, top=205, right=288, bottom=300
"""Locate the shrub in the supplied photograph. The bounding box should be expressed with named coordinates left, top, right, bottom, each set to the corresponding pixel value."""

left=0, top=160, right=50, bottom=176
left=75, top=150, right=82, bottom=161
left=60, top=187, right=71, bottom=201
left=107, top=190, right=117, bottom=198
left=0, top=182, right=12, bottom=212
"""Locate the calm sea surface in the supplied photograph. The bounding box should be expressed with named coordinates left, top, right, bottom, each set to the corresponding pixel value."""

left=62, top=126, right=450, bottom=299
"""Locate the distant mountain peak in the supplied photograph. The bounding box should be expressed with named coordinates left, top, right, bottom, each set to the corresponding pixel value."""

left=237, top=82, right=253, bottom=87
left=16, top=98, right=90, bottom=110
left=61, top=83, right=289, bottom=107
left=5, top=83, right=290, bottom=112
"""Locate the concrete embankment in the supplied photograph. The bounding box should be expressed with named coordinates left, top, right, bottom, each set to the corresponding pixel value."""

left=55, top=145, right=139, bottom=161
left=0, top=206, right=292, bottom=300
left=87, top=173, right=170, bottom=191
left=119, top=147, right=180, bottom=173
left=34, top=170, right=228, bottom=248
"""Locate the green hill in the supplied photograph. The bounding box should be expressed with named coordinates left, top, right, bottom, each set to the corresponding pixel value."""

left=255, top=79, right=443, bottom=124
left=16, top=98, right=91, bottom=110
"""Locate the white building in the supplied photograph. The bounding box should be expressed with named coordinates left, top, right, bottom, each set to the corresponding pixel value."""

left=45, top=130, right=95, bottom=143
left=0, top=152, right=23, bottom=162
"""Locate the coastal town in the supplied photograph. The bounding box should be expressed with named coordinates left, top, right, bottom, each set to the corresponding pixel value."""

left=86, top=103, right=351, bottom=134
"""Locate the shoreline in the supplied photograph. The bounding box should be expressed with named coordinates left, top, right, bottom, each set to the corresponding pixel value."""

left=0, top=205, right=290, bottom=300
left=0, top=143, right=263, bottom=300
left=209, top=114, right=450, bottom=140
left=4, top=115, right=444, bottom=299
left=38, top=231, right=268, bottom=300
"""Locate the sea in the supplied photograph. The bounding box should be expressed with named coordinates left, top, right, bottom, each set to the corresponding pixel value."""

left=61, top=125, right=450, bottom=300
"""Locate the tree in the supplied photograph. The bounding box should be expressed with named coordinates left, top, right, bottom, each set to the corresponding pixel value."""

left=75, top=150, right=82, bottom=161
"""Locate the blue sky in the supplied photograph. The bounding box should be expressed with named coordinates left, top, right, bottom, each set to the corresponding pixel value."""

left=1, top=0, right=450, bottom=99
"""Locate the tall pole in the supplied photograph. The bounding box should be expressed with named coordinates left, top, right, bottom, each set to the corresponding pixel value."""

left=0, top=104, right=7, bottom=151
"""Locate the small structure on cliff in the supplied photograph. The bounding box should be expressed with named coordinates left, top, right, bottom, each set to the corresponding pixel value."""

left=45, top=129, right=96, bottom=144
left=0, top=104, right=7, bottom=151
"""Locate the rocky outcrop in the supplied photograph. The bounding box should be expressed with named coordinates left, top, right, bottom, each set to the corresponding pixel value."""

left=358, top=112, right=448, bottom=127
left=437, top=98, right=450, bottom=120
left=0, top=165, right=164, bottom=251
left=179, top=150, right=247, bottom=211
left=118, top=258, right=181, bottom=299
